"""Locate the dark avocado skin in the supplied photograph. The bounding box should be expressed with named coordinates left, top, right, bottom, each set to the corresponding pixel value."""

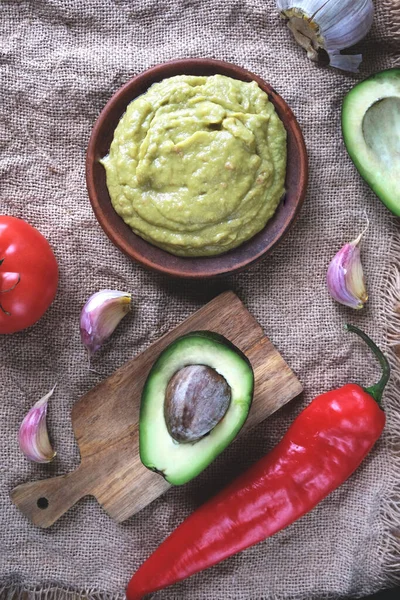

left=342, top=68, right=400, bottom=217
left=139, top=330, right=254, bottom=485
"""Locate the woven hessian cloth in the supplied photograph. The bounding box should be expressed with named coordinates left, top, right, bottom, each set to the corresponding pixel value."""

left=1, top=1, right=399, bottom=598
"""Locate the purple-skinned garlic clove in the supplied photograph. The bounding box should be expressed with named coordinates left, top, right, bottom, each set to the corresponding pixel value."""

left=80, top=290, right=131, bottom=357
left=327, top=232, right=368, bottom=310
left=19, top=385, right=57, bottom=463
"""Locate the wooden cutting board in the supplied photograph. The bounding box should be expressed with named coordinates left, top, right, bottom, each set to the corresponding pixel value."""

left=11, top=291, right=302, bottom=528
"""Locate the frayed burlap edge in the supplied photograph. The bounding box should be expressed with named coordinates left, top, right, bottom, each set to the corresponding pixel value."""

left=0, top=581, right=125, bottom=600
left=1, top=581, right=394, bottom=600
left=378, top=224, right=400, bottom=589
left=382, top=0, right=400, bottom=44
left=0, top=581, right=347, bottom=600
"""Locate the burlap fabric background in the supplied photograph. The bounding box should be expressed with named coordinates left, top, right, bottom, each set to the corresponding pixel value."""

left=1, top=1, right=400, bottom=598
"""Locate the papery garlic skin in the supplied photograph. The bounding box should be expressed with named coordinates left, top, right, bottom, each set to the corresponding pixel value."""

left=326, top=239, right=368, bottom=309
left=19, top=387, right=56, bottom=463
left=80, top=290, right=131, bottom=356
left=277, top=0, right=374, bottom=72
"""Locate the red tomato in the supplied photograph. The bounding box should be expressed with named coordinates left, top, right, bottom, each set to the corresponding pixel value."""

left=0, top=216, right=58, bottom=334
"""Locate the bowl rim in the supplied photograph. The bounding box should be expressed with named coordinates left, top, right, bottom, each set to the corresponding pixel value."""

left=86, top=58, right=308, bottom=278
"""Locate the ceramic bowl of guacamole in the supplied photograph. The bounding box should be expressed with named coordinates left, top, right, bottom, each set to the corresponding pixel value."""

left=86, top=59, right=308, bottom=278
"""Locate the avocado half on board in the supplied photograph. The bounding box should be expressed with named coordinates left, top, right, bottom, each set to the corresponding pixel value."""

left=139, top=331, right=254, bottom=485
left=342, top=69, right=400, bottom=216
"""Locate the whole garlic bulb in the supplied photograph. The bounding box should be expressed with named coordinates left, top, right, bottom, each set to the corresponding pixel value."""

left=276, top=0, right=374, bottom=72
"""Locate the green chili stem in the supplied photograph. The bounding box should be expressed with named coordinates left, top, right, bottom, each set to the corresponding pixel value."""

left=345, top=324, right=390, bottom=405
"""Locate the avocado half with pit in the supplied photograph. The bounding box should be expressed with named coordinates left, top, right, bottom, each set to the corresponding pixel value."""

left=139, top=331, right=254, bottom=485
left=342, top=69, right=400, bottom=216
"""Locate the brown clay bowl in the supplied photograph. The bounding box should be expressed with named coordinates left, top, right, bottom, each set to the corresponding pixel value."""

left=86, top=59, right=308, bottom=278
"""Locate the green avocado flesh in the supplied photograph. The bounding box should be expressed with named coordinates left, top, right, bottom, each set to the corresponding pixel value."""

left=342, top=69, right=400, bottom=216
left=139, top=331, right=254, bottom=485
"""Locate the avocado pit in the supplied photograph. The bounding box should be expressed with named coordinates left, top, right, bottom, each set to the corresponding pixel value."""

left=164, top=364, right=231, bottom=443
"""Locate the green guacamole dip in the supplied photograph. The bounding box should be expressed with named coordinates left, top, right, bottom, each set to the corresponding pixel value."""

left=102, top=74, right=287, bottom=257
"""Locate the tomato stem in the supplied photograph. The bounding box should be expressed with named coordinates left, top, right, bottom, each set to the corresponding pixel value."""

left=0, top=274, right=21, bottom=295
left=0, top=263, right=21, bottom=316
left=0, top=304, right=11, bottom=316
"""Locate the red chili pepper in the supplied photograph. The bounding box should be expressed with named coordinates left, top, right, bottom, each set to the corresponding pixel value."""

left=127, top=325, right=389, bottom=600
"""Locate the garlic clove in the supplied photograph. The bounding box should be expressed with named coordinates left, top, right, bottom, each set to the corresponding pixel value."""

left=326, top=236, right=368, bottom=309
left=277, top=0, right=374, bottom=73
left=19, top=386, right=57, bottom=463
left=80, top=290, right=131, bottom=357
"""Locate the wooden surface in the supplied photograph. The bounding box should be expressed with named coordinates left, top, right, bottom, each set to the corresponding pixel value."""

left=11, top=291, right=303, bottom=528
left=86, top=58, right=308, bottom=278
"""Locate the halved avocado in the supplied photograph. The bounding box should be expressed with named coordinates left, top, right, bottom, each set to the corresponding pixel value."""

left=139, top=331, right=254, bottom=485
left=342, top=69, right=400, bottom=216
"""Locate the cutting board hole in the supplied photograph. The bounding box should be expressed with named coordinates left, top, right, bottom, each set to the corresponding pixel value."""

left=37, top=497, right=49, bottom=509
